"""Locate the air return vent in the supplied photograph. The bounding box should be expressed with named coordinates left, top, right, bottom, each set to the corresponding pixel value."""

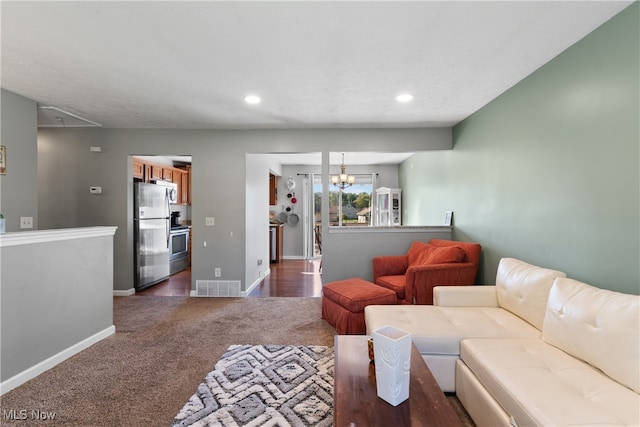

left=37, top=105, right=102, bottom=128
left=195, top=280, right=241, bottom=297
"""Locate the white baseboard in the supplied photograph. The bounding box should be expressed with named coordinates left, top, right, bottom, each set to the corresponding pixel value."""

left=243, top=274, right=266, bottom=296
left=282, top=255, right=305, bottom=260
left=0, top=325, right=116, bottom=396
left=113, top=288, right=135, bottom=296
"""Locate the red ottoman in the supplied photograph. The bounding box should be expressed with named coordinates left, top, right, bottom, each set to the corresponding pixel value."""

left=321, top=278, right=397, bottom=335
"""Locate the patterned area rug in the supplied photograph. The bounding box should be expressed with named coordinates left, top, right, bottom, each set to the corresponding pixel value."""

left=172, top=345, right=334, bottom=426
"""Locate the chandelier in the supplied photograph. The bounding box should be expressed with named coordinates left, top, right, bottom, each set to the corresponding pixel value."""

left=331, top=153, right=355, bottom=190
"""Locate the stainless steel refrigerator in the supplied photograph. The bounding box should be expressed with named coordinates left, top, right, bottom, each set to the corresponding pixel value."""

left=134, top=182, right=171, bottom=291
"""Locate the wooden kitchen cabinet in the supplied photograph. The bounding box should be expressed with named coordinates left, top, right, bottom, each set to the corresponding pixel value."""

left=180, top=170, right=190, bottom=204
left=132, top=157, right=191, bottom=205
left=186, top=165, right=192, bottom=205
left=269, top=173, right=278, bottom=205
left=172, top=168, right=190, bottom=205
left=154, top=165, right=174, bottom=182
left=150, top=165, right=164, bottom=181
left=132, top=158, right=145, bottom=180
left=171, top=169, right=182, bottom=191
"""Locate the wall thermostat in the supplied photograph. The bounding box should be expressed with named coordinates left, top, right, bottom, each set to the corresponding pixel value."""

left=89, top=187, right=102, bottom=194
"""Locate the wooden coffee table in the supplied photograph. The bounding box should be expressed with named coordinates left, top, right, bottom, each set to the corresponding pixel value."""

left=333, top=335, right=463, bottom=426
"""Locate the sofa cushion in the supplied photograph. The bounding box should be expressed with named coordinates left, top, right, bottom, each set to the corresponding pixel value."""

left=434, top=285, right=499, bottom=307
left=460, top=338, right=640, bottom=427
left=364, top=305, right=541, bottom=357
left=543, top=277, right=640, bottom=394
left=375, top=275, right=406, bottom=300
left=496, top=258, right=566, bottom=330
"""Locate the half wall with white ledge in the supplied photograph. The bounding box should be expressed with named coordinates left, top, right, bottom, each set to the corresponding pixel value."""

left=0, top=226, right=117, bottom=395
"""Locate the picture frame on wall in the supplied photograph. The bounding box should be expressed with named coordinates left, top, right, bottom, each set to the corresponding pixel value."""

left=0, top=146, right=6, bottom=175
left=444, top=211, right=453, bottom=226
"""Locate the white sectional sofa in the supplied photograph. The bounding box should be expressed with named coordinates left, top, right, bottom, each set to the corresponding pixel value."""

left=365, top=258, right=640, bottom=427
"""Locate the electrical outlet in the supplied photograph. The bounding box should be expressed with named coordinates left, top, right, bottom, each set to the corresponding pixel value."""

left=205, top=217, right=215, bottom=226
left=20, top=217, right=33, bottom=229
left=257, top=259, right=263, bottom=266
left=215, top=268, right=221, bottom=277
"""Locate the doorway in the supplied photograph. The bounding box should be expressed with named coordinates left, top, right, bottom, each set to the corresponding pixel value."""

left=304, top=173, right=322, bottom=260
left=131, top=154, right=193, bottom=295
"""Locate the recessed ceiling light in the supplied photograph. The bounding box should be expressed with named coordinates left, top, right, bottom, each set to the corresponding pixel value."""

left=244, top=95, right=261, bottom=105
left=395, top=93, right=414, bottom=103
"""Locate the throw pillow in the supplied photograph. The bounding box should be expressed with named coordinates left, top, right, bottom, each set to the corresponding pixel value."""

left=426, top=246, right=466, bottom=264
left=406, top=241, right=435, bottom=267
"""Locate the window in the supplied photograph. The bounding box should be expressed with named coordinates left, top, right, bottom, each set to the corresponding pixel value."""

left=328, top=174, right=375, bottom=226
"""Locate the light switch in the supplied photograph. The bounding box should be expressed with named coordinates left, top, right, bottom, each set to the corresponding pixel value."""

left=205, top=217, right=215, bottom=226
left=20, top=217, right=33, bottom=229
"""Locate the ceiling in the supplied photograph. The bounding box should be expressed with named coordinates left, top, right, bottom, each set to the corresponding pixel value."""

left=1, top=1, right=631, bottom=130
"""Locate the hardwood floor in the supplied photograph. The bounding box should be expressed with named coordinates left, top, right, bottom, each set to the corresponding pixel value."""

left=248, top=259, right=323, bottom=297
left=135, top=268, right=192, bottom=296
left=134, top=259, right=323, bottom=297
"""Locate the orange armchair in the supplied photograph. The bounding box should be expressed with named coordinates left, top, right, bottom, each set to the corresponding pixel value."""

left=372, top=239, right=481, bottom=305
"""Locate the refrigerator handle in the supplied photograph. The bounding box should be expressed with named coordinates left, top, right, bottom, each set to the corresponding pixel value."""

left=166, top=189, right=171, bottom=249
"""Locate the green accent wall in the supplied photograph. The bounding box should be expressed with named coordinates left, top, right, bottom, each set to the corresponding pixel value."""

left=400, top=3, right=639, bottom=293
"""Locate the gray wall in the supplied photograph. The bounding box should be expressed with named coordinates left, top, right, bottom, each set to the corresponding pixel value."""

left=245, top=153, right=272, bottom=289
left=400, top=4, right=639, bottom=294
left=36, top=128, right=451, bottom=292
left=0, top=89, right=38, bottom=231
left=1, top=231, right=115, bottom=383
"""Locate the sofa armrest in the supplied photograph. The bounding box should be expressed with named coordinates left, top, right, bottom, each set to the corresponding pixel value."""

left=406, top=262, right=479, bottom=305
left=433, top=285, right=498, bottom=307
left=372, top=255, right=408, bottom=282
